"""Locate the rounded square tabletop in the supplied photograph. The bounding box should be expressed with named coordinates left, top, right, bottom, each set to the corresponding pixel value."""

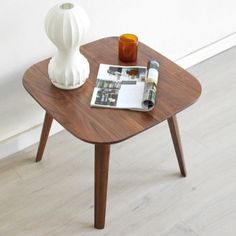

left=23, top=37, right=201, bottom=144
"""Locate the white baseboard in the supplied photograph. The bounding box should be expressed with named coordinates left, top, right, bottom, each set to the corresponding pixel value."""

left=0, top=121, right=63, bottom=160
left=175, top=32, right=236, bottom=69
left=1, top=32, right=235, bottom=160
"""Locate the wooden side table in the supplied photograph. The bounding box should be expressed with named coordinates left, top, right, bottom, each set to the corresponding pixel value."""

left=23, top=37, right=201, bottom=229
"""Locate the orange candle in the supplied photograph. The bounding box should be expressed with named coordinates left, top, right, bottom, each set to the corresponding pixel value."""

left=118, top=34, right=138, bottom=62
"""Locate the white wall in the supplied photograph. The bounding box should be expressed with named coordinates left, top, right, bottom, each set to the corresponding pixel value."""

left=0, top=0, right=235, bottom=158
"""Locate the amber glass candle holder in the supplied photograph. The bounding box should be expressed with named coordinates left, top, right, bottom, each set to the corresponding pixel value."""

left=118, top=34, right=138, bottom=62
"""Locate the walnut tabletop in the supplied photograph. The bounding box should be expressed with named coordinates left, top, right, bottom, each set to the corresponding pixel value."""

left=23, top=37, right=201, bottom=229
left=23, top=37, right=201, bottom=145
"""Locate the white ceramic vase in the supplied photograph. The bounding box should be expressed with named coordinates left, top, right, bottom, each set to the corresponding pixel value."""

left=45, top=2, right=90, bottom=90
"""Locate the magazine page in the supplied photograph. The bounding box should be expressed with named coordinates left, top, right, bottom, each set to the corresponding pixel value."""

left=90, top=64, right=147, bottom=109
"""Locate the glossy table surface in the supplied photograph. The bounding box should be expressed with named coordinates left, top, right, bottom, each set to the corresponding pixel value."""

left=23, top=37, right=201, bottom=144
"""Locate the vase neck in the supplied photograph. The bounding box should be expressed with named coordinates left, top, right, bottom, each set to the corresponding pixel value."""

left=57, top=46, right=81, bottom=55
left=55, top=48, right=83, bottom=64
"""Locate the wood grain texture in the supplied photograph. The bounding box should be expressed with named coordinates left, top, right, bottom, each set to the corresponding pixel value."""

left=94, top=144, right=110, bottom=229
left=35, top=112, right=53, bottom=162
left=22, top=37, right=201, bottom=145
left=167, top=115, right=186, bottom=177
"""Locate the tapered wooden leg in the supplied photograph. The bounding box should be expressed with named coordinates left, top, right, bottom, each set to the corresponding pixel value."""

left=167, top=115, right=187, bottom=177
left=36, top=112, right=53, bottom=162
left=94, top=144, right=110, bottom=229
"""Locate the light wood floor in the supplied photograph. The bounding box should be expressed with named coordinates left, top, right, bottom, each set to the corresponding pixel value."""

left=1, top=47, right=236, bottom=236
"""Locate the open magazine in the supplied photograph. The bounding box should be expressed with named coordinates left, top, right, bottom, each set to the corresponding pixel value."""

left=90, top=62, right=159, bottom=111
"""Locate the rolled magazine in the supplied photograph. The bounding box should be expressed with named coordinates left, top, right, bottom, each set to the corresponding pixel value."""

left=142, top=60, right=160, bottom=110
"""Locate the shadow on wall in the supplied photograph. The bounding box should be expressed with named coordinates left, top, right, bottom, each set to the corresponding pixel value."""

left=0, top=70, right=44, bottom=142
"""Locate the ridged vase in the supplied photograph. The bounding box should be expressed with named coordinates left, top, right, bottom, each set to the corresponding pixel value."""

left=45, top=2, right=90, bottom=90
